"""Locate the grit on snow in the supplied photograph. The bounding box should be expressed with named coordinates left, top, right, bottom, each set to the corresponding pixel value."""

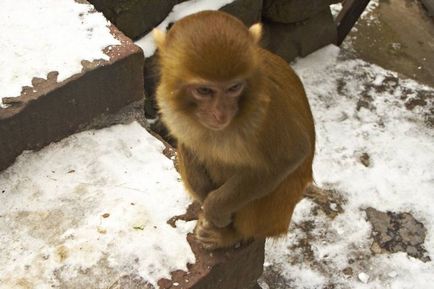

left=0, top=0, right=119, bottom=106
left=0, top=122, right=195, bottom=288
left=260, top=46, right=434, bottom=289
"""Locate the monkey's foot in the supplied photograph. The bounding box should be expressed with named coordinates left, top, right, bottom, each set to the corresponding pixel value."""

left=194, top=216, right=242, bottom=250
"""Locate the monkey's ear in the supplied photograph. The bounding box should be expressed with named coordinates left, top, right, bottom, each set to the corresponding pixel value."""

left=152, top=28, right=166, bottom=50
left=249, top=23, right=262, bottom=44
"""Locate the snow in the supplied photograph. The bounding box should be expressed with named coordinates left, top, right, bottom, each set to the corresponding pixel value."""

left=0, top=0, right=432, bottom=287
left=0, top=122, right=195, bottom=288
left=358, top=272, right=370, bottom=283
left=262, top=45, right=434, bottom=289
left=0, top=0, right=120, bottom=107
left=135, top=0, right=235, bottom=57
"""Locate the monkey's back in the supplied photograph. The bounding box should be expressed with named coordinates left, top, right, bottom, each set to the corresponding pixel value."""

left=233, top=48, right=316, bottom=238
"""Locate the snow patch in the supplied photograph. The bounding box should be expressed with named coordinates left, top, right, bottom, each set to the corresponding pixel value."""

left=0, top=122, right=195, bottom=288
left=263, top=45, right=434, bottom=289
left=0, top=0, right=120, bottom=107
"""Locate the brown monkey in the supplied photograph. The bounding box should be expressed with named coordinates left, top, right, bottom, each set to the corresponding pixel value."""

left=153, top=11, right=315, bottom=249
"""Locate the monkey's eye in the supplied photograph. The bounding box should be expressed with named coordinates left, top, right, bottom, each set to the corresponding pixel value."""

left=227, top=82, right=244, bottom=94
left=195, top=87, right=214, bottom=97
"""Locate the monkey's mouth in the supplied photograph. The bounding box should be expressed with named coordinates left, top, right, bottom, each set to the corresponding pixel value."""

left=201, top=121, right=231, bottom=131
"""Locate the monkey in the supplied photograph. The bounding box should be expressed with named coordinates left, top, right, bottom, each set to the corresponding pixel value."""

left=153, top=11, right=315, bottom=250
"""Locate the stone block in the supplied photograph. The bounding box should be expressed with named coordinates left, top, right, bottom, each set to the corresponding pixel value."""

left=295, top=8, right=337, bottom=57
left=263, top=0, right=332, bottom=23
left=221, top=0, right=263, bottom=26
left=262, top=20, right=299, bottom=63
left=263, top=8, right=337, bottom=62
left=143, top=55, right=159, bottom=119
left=0, top=26, right=144, bottom=171
left=89, top=0, right=179, bottom=39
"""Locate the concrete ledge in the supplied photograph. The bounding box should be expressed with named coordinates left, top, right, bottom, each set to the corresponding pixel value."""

left=0, top=26, right=144, bottom=171
left=160, top=204, right=265, bottom=289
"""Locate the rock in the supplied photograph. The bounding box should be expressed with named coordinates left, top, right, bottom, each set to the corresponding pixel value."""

left=263, top=8, right=337, bottom=62
left=263, top=0, right=332, bottom=24
left=359, top=152, right=371, bottom=167
left=143, top=55, right=159, bottom=119
left=262, top=20, right=299, bottom=62
left=220, top=0, right=263, bottom=26
left=295, top=8, right=337, bottom=57
left=342, top=267, right=353, bottom=276
left=0, top=25, right=144, bottom=171
left=89, top=0, right=179, bottom=39
left=366, top=207, right=431, bottom=262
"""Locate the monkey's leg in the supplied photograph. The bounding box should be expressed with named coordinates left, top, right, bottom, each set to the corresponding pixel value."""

left=195, top=214, right=244, bottom=250
left=178, top=144, right=216, bottom=203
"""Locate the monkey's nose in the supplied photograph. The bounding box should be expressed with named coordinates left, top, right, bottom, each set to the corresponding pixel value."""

left=212, top=111, right=227, bottom=124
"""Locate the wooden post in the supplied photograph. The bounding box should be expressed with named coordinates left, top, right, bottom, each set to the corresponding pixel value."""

left=336, top=0, right=372, bottom=46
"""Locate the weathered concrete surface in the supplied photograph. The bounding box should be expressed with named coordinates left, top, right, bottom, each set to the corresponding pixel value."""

left=160, top=237, right=265, bottom=289
left=161, top=204, right=265, bottom=289
left=89, top=0, right=179, bottom=40
left=347, top=0, right=434, bottom=87
left=0, top=25, right=144, bottom=171
left=366, top=207, right=431, bottom=262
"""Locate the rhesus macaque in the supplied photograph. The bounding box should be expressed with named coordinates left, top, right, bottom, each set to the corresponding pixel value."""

left=153, top=11, right=315, bottom=249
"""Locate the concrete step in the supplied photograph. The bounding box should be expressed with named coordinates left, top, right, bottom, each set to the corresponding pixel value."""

left=0, top=15, right=144, bottom=171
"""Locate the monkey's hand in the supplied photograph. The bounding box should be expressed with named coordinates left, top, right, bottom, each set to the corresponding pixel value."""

left=195, top=214, right=241, bottom=250
left=202, top=192, right=232, bottom=228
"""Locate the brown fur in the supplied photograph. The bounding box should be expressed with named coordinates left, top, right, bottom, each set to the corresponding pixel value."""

left=154, top=11, right=315, bottom=249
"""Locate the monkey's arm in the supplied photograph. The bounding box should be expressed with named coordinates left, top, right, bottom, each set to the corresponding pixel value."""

left=178, top=144, right=216, bottom=203
left=203, top=136, right=310, bottom=228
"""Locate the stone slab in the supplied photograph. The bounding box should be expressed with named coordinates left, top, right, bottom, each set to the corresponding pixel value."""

left=89, top=0, right=179, bottom=40
left=220, top=0, right=263, bottom=27
left=263, top=8, right=337, bottom=62
left=0, top=25, right=144, bottom=171
left=263, top=0, right=332, bottom=23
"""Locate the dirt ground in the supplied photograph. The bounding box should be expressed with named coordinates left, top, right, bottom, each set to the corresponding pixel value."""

left=345, top=0, right=434, bottom=87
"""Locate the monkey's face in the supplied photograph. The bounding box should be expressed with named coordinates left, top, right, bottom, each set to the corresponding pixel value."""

left=186, top=80, right=245, bottom=131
